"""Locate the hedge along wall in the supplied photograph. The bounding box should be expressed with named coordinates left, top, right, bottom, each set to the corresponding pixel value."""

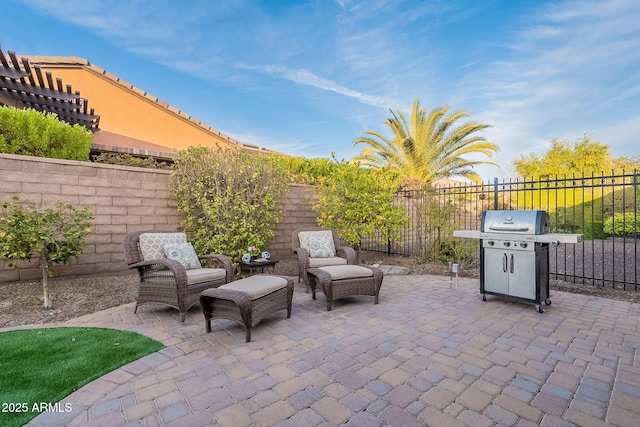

left=0, top=153, right=319, bottom=283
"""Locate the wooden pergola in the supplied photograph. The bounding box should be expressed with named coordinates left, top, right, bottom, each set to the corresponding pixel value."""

left=0, top=45, right=100, bottom=131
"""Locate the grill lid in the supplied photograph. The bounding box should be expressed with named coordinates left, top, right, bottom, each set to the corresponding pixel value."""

left=481, top=210, right=550, bottom=235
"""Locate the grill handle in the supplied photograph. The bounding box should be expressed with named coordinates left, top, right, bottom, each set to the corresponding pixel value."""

left=510, top=254, right=514, bottom=274
left=489, top=226, right=530, bottom=232
left=502, top=253, right=508, bottom=272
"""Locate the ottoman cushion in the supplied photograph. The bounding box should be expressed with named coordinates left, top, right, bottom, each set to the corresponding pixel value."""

left=220, top=275, right=288, bottom=300
left=318, top=265, right=374, bottom=280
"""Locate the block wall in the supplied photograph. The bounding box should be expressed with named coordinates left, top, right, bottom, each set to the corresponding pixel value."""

left=0, top=154, right=318, bottom=283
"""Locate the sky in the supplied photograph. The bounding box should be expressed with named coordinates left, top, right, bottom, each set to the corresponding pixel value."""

left=2, top=0, right=639, bottom=181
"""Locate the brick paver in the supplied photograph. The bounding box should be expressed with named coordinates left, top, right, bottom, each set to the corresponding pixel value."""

left=15, top=274, right=640, bottom=427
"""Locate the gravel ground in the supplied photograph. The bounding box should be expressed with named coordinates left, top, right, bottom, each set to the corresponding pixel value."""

left=550, top=237, right=640, bottom=286
left=1, top=252, right=639, bottom=329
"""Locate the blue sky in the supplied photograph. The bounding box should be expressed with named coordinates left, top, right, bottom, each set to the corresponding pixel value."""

left=3, top=0, right=639, bottom=180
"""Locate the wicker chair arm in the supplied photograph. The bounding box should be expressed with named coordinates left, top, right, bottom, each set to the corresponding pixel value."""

left=293, top=247, right=310, bottom=279
left=128, top=257, right=186, bottom=275
left=293, top=247, right=309, bottom=258
left=336, top=246, right=356, bottom=264
left=128, top=258, right=188, bottom=304
left=199, top=254, right=235, bottom=282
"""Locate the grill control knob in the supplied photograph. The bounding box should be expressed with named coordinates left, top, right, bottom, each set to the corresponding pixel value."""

left=520, top=242, right=528, bottom=248
left=487, top=241, right=495, bottom=246
left=503, top=241, right=511, bottom=247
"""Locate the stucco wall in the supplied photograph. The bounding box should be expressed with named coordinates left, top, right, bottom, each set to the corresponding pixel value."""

left=28, top=58, right=244, bottom=153
left=0, top=154, right=318, bottom=283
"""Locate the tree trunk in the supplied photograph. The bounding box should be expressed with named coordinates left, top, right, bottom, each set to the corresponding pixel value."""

left=40, top=251, right=51, bottom=309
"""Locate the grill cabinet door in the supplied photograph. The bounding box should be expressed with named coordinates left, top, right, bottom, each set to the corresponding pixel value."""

left=483, top=248, right=509, bottom=295
left=508, top=250, right=536, bottom=300
left=482, top=246, right=536, bottom=300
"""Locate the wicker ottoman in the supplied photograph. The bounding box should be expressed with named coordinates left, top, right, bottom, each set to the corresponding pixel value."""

left=200, top=275, right=294, bottom=342
left=306, top=265, right=384, bottom=311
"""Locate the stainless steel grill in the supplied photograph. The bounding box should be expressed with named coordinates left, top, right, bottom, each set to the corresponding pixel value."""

left=454, top=210, right=583, bottom=312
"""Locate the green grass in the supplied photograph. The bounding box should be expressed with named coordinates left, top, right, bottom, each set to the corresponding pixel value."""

left=0, top=327, right=164, bottom=427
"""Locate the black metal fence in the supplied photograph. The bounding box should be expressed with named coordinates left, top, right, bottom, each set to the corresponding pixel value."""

left=361, top=171, right=639, bottom=290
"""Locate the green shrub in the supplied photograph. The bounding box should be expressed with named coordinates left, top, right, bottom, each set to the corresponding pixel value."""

left=170, top=146, right=289, bottom=263
left=0, top=106, right=92, bottom=161
left=603, top=213, right=640, bottom=236
left=92, top=152, right=171, bottom=169
left=313, top=161, right=405, bottom=262
left=430, top=236, right=478, bottom=266
left=271, top=155, right=340, bottom=185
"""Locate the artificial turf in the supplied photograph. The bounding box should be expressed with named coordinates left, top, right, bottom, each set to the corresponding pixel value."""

left=0, top=327, right=164, bottom=427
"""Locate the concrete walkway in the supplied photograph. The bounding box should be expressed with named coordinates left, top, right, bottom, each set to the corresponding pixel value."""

left=23, top=274, right=640, bottom=427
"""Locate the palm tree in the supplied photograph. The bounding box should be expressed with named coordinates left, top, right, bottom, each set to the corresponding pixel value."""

left=352, top=100, right=499, bottom=184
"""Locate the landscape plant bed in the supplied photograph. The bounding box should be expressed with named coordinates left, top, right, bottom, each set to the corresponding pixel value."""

left=0, top=273, right=138, bottom=328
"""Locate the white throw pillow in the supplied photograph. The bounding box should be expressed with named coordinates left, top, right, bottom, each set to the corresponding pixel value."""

left=308, top=235, right=336, bottom=258
left=164, top=242, right=202, bottom=270
left=298, top=230, right=336, bottom=258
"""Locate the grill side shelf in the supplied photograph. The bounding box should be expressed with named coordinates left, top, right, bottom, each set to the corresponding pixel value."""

left=452, top=230, right=481, bottom=239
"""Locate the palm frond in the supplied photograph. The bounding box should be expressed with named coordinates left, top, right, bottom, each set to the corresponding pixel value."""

left=351, top=99, right=499, bottom=183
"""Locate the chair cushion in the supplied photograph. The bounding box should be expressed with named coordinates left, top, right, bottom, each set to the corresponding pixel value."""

left=139, top=232, right=187, bottom=261
left=186, top=268, right=227, bottom=285
left=318, top=265, right=374, bottom=280
left=309, top=257, right=347, bottom=267
left=298, top=230, right=335, bottom=258
left=220, top=275, right=288, bottom=300
left=164, top=242, right=202, bottom=270
left=308, top=235, right=336, bottom=258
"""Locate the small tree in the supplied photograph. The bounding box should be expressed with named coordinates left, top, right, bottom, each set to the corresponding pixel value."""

left=313, top=161, right=405, bottom=262
left=170, top=146, right=290, bottom=262
left=0, top=196, right=94, bottom=308
left=513, top=134, right=612, bottom=178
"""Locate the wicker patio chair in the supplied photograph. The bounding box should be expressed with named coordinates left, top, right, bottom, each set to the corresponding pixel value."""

left=124, top=230, right=234, bottom=322
left=292, top=227, right=356, bottom=292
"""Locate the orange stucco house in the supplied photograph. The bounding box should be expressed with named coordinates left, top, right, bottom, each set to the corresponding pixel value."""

left=0, top=46, right=274, bottom=160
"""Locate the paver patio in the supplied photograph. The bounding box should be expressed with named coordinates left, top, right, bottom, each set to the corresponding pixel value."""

left=18, top=274, right=640, bottom=426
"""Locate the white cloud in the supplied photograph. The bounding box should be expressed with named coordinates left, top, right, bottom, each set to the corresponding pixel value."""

left=594, top=115, right=640, bottom=159
left=229, top=129, right=327, bottom=159
left=15, top=0, right=639, bottom=176
left=235, top=63, right=396, bottom=108
left=456, top=0, right=640, bottom=178
left=21, top=0, right=397, bottom=111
